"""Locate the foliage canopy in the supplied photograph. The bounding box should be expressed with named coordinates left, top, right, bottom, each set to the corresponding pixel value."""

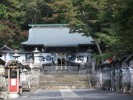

left=0, top=0, right=133, bottom=59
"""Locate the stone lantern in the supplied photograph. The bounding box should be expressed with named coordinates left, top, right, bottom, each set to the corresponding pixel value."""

left=32, top=47, right=42, bottom=74
left=32, top=47, right=40, bottom=64
left=12, top=50, right=20, bottom=60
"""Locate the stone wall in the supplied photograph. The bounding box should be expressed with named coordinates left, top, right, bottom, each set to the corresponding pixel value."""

left=30, top=75, right=39, bottom=88
left=0, top=76, right=6, bottom=86
left=0, top=75, right=8, bottom=100
left=29, top=68, right=40, bottom=88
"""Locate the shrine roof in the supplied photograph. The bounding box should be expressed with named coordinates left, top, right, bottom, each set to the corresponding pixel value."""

left=4, top=60, right=24, bottom=68
left=0, top=45, right=14, bottom=53
left=21, top=24, right=94, bottom=47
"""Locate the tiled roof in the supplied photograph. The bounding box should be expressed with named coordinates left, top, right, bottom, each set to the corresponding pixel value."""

left=21, top=25, right=94, bottom=47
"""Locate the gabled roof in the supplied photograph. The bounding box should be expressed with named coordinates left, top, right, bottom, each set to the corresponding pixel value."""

left=4, top=60, right=24, bottom=69
left=0, top=45, right=14, bottom=53
left=21, top=24, right=94, bottom=47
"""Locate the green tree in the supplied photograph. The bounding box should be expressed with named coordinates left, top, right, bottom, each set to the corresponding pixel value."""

left=0, top=0, right=25, bottom=23
left=51, top=0, right=102, bottom=54
left=50, top=0, right=133, bottom=59
left=97, top=0, right=133, bottom=55
left=0, top=4, right=8, bottom=20
left=48, top=0, right=70, bottom=24
left=0, top=0, right=27, bottom=48
left=21, top=0, right=54, bottom=24
left=0, top=21, right=26, bottom=49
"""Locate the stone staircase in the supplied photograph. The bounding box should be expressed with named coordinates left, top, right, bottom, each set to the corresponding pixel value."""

left=39, top=73, right=90, bottom=90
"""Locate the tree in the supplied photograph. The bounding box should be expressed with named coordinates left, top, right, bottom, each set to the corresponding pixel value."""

left=0, top=20, right=26, bottom=49
left=0, top=4, right=8, bottom=20
left=21, top=0, right=55, bottom=24
left=0, top=0, right=133, bottom=56
left=51, top=0, right=102, bottom=54
left=0, top=0, right=25, bottom=23
left=50, top=0, right=133, bottom=59
left=97, top=0, right=133, bottom=55
left=0, top=0, right=27, bottom=48
left=48, top=0, right=70, bottom=24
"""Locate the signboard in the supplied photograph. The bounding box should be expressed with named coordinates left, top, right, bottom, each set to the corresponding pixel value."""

left=9, top=78, right=18, bottom=92
left=102, top=68, right=111, bottom=80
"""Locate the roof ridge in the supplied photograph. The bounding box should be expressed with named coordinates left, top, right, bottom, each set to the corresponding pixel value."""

left=0, top=45, right=14, bottom=51
left=28, top=24, right=68, bottom=27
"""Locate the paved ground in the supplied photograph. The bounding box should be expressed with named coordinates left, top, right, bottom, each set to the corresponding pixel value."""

left=7, top=88, right=133, bottom=100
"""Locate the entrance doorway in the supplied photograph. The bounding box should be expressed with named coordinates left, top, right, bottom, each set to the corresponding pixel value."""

left=56, top=53, right=67, bottom=66
left=57, top=58, right=65, bottom=66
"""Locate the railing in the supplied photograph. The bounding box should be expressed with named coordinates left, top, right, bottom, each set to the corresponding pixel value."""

left=43, top=66, right=79, bottom=72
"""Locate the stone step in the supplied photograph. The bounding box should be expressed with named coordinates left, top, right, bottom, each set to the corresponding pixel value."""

left=39, top=77, right=87, bottom=81
left=39, top=76, right=81, bottom=80
left=39, top=73, right=89, bottom=89
left=39, top=78, right=88, bottom=84
left=40, top=74, right=88, bottom=77
left=39, top=86, right=76, bottom=90
left=39, top=80, right=88, bottom=84
left=40, top=76, right=87, bottom=78
left=39, top=85, right=90, bottom=90
left=39, top=75, right=88, bottom=81
left=39, top=83, right=80, bottom=86
left=39, top=81, right=88, bottom=85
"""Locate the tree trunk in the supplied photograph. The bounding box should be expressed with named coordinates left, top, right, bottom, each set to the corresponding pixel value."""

left=93, top=38, right=102, bottom=54
left=93, top=38, right=104, bottom=63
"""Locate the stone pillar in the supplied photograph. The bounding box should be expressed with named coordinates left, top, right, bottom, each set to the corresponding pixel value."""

left=92, top=57, right=95, bottom=74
